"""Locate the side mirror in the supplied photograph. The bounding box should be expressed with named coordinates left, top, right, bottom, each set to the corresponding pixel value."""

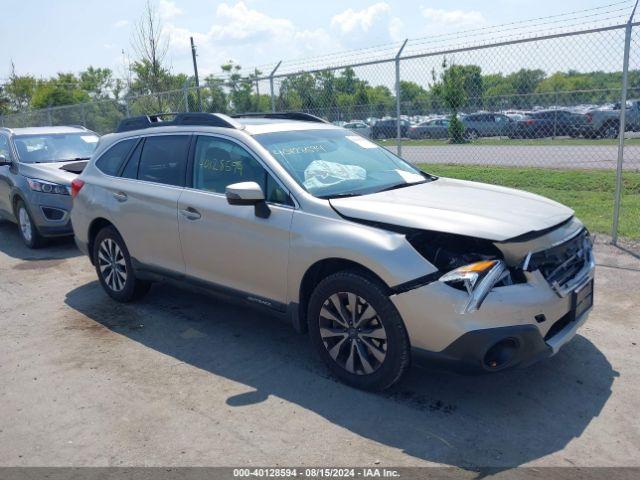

left=0, top=154, right=10, bottom=166
left=225, top=182, right=270, bottom=218
left=225, top=181, right=265, bottom=205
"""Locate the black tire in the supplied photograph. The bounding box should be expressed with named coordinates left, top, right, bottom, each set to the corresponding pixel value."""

left=599, top=122, right=619, bottom=139
left=307, top=270, right=411, bottom=391
left=464, top=129, right=479, bottom=141
left=14, top=199, right=45, bottom=249
left=93, top=226, right=151, bottom=302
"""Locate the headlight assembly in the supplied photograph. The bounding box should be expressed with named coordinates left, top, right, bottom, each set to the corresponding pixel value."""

left=26, top=178, right=70, bottom=195
left=439, top=259, right=506, bottom=313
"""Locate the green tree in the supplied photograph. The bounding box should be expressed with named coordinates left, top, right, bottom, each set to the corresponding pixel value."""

left=432, top=59, right=467, bottom=143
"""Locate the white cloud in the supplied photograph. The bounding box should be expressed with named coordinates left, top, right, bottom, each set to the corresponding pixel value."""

left=161, top=2, right=338, bottom=77
left=331, top=2, right=391, bottom=34
left=421, top=8, right=485, bottom=26
left=208, top=2, right=295, bottom=44
left=330, top=2, right=402, bottom=48
left=113, top=19, right=129, bottom=28
left=159, top=0, right=182, bottom=20
left=388, top=17, right=404, bottom=41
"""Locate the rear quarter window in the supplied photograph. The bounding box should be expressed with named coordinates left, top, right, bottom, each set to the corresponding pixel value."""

left=95, top=139, right=136, bottom=176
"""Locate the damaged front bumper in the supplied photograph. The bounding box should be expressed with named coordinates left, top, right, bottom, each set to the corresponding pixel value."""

left=391, top=247, right=595, bottom=374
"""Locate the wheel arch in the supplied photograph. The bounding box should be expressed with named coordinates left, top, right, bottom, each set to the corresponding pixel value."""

left=87, top=217, right=118, bottom=265
left=294, top=257, right=392, bottom=334
left=11, top=190, right=28, bottom=219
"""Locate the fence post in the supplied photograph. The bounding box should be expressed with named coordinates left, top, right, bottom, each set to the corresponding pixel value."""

left=612, top=15, right=635, bottom=244
left=81, top=102, right=86, bottom=127
left=395, top=39, right=408, bottom=157
left=183, top=81, right=190, bottom=112
left=47, top=105, right=52, bottom=126
left=125, top=97, right=130, bottom=117
left=269, top=61, right=282, bottom=113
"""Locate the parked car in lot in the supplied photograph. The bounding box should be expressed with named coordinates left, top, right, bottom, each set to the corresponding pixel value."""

left=371, top=118, right=411, bottom=139
left=408, top=118, right=450, bottom=139
left=576, top=100, right=640, bottom=138
left=0, top=126, right=99, bottom=247
left=511, top=110, right=585, bottom=138
left=344, top=121, right=371, bottom=138
left=71, top=112, right=595, bottom=390
left=462, top=112, right=515, bottom=139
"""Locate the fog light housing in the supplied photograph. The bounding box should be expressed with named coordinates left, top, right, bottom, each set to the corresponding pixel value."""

left=483, top=338, right=519, bottom=370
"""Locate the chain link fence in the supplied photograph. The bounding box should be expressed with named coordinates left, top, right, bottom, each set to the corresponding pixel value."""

left=1, top=15, right=639, bottom=249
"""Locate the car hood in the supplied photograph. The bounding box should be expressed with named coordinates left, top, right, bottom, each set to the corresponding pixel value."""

left=329, top=178, right=574, bottom=241
left=18, top=161, right=87, bottom=185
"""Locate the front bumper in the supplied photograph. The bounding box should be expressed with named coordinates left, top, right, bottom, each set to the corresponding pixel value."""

left=27, top=192, right=73, bottom=237
left=392, top=261, right=595, bottom=374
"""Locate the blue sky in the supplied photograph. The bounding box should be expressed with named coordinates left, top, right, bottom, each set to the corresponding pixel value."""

left=0, top=0, right=635, bottom=81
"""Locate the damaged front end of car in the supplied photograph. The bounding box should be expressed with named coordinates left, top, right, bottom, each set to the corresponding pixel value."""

left=390, top=216, right=595, bottom=373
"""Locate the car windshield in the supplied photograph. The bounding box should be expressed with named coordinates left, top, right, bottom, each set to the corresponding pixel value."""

left=14, top=133, right=99, bottom=164
left=254, top=129, right=429, bottom=199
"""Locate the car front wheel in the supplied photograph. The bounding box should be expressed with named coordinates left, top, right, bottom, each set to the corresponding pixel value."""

left=307, top=271, right=411, bottom=390
left=15, top=200, right=45, bottom=249
left=93, top=226, right=151, bottom=302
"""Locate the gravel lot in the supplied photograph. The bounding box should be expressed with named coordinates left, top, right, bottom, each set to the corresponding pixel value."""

left=1, top=220, right=639, bottom=469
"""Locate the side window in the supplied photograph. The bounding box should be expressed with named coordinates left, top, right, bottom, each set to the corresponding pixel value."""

left=137, top=135, right=190, bottom=187
left=121, top=139, right=143, bottom=179
left=193, top=136, right=292, bottom=205
left=95, top=138, right=136, bottom=176
left=0, top=135, right=10, bottom=159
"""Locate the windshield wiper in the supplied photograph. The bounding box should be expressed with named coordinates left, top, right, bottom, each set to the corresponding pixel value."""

left=318, top=192, right=363, bottom=199
left=59, top=157, right=91, bottom=162
left=374, top=180, right=427, bottom=194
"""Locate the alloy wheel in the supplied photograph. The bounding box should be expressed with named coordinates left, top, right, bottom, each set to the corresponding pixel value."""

left=18, top=207, right=32, bottom=243
left=318, top=292, right=388, bottom=375
left=97, top=238, right=127, bottom=292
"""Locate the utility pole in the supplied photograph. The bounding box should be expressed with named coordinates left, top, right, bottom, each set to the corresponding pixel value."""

left=190, top=37, right=202, bottom=112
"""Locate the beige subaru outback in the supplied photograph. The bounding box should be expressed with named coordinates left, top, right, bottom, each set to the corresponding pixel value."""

left=70, top=112, right=595, bottom=390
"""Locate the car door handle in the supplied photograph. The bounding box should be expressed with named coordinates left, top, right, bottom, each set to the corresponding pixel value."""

left=180, top=207, right=201, bottom=221
left=112, top=191, right=128, bottom=202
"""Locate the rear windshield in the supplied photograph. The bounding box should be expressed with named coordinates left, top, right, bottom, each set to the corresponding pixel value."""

left=14, top=133, right=99, bottom=164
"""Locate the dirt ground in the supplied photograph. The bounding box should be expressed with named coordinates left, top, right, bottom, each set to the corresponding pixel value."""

left=1, top=221, right=639, bottom=470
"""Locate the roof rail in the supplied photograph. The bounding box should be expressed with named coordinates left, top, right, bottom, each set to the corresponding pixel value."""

left=232, top=112, right=329, bottom=124
left=116, top=112, right=242, bottom=133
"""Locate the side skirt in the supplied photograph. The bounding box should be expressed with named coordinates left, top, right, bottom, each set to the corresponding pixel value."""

left=131, top=259, right=288, bottom=314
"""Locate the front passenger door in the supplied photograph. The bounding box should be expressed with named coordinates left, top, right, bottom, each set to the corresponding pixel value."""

left=177, top=135, right=294, bottom=307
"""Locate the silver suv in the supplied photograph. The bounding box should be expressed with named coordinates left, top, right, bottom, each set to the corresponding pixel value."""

left=71, top=112, right=595, bottom=390
left=0, top=126, right=99, bottom=247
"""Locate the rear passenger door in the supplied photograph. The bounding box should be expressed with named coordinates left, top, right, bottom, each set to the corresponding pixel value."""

left=177, top=134, right=294, bottom=307
left=109, top=134, right=191, bottom=274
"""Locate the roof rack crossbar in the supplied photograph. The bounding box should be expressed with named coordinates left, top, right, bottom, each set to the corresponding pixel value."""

left=231, top=112, right=328, bottom=124
left=116, top=112, right=242, bottom=133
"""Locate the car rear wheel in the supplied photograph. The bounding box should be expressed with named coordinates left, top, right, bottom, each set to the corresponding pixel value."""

left=93, top=226, right=151, bottom=302
left=599, top=122, right=619, bottom=139
left=307, top=271, right=411, bottom=391
left=465, top=129, right=479, bottom=141
left=15, top=200, right=45, bottom=249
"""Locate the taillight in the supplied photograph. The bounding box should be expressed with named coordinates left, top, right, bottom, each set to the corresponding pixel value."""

left=586, top=113, right=593, bottom=123
left=525, top=119, right=535, bottom=125
left=71, top=179, right=85, bottom=199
